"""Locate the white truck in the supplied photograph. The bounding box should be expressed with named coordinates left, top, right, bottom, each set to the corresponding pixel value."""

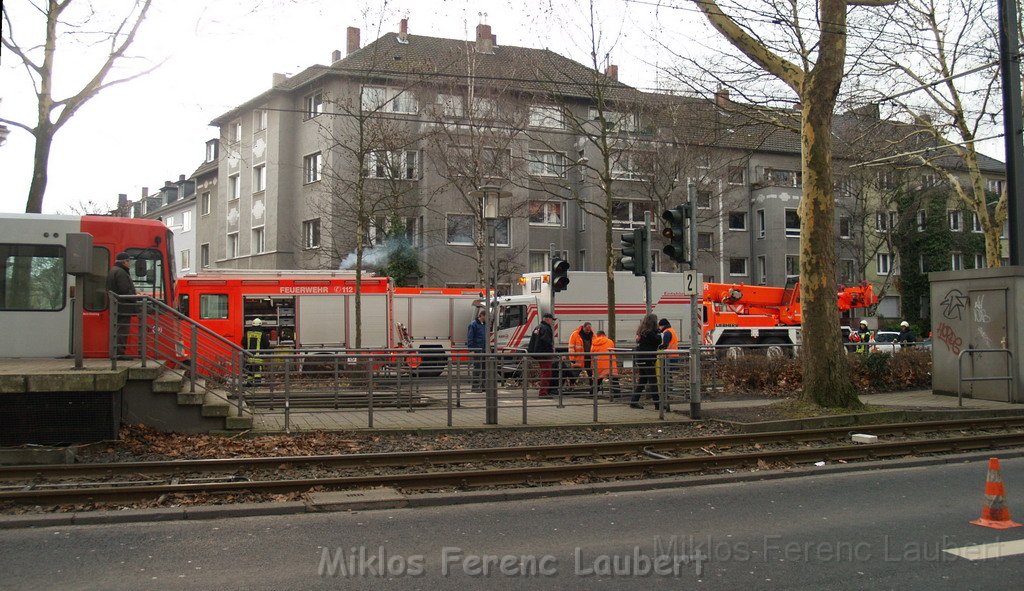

left=492, top=271, right=694, bottom=351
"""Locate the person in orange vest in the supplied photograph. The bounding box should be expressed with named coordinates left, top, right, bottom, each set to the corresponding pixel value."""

left=568, top=322, right=594, bottom=391
left=657, top=318, right=679, bottom=390
left=591, top=330, right=620, bottom=396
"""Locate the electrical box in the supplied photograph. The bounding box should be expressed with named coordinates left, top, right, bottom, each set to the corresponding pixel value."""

left=65, top=233, right=94, bottom=276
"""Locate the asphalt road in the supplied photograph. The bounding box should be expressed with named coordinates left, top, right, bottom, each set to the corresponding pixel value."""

left=2, top=456, right=1023, bottom=590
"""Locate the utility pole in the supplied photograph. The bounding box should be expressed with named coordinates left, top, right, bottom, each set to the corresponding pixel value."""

left=643, top=210, right=653, bottom=316
left=687, top=182, right=702, bottom=419
left=999, top=0, right=1024, bottom=265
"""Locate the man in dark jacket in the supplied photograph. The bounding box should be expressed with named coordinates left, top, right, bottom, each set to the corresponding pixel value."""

left=529, top=313, right=556, bottom=397
left=106, top=252, right=136, bottom=358
left=467, top=310, right=488, bottom=391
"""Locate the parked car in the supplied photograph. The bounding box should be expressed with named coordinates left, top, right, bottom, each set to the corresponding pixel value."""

left=871, top=331, right=902, bottom=353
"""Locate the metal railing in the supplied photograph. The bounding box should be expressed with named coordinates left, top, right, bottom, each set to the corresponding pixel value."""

left=957, top=348, right=1015, bottom=406
left=109, top=294, right=248, bottom=415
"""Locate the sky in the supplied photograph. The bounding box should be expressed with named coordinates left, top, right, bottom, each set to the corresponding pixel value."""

left=0, top=0, right=1007, bottom=215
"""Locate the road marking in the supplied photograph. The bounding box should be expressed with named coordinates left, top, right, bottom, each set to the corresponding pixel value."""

left=944, top=539, right=1024, bottom=560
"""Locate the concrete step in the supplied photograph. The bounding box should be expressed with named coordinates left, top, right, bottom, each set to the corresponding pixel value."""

left=152, top=372, right=184, bottom=393
left=201, top=390, right=232, bottom=417
left=224, top=403, right=253, bottom=430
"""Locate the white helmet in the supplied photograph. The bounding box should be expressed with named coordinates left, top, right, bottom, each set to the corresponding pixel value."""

left=252, top=318, right=263, bottom=327
left=900, top=321, right=909, bottom=328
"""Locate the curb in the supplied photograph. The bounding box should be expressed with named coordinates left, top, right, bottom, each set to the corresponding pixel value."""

left=3, top=448, right=1023, bottom=530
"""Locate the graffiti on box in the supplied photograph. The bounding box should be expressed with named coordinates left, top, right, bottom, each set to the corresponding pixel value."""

left=936, top=322, right=962, bottom=356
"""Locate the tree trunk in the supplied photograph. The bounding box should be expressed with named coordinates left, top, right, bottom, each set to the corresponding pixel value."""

left=984, top=227, right=1003, bottom=267
left=25, top=127, right=51, bottom=214
left=798, top=96, right=860, bottom=409
left=354, top=224, right=364, bottom=349
left=604, top=184, right=616, bottom=341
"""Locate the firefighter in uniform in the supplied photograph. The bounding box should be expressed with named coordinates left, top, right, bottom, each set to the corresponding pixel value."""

left=657, top=318, right=679, bottom=391
left=244, top=317, right=271, bottom=381
left=854, top=320, right=873, bottom=354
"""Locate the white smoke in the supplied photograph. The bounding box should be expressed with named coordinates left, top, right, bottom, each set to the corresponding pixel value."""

left=339, top=238, right=410, bottom=270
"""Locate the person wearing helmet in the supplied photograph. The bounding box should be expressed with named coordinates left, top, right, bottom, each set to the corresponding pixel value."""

left=897, top=320, right=916, bottom=348
left=244, top=317, right=271, bottom=382
left=855, top=320, right=872, bottom=354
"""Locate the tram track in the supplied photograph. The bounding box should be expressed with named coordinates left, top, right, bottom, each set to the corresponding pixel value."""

left=2, top=417, right=1024, bottom=506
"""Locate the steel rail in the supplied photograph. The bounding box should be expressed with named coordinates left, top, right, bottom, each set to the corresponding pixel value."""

left=3, top=431, right=1024, bottom=505
left=3, top=415, right=1024, bottom=481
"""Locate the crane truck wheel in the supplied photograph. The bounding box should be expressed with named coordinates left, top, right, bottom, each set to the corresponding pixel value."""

left=716, top=338, right=747, bottom=360
left=761, top=337, right=791, bottom=359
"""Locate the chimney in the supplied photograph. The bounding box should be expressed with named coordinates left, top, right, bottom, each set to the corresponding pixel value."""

left=117, top=193, right=128, bottom=216
left=140, top=187, right=149, bottom=200
left=491, top=34, right=497, bottom=46
left=475, top=23, right=493, bottom=54
left=331, top=49, right=341, bottom=62
left=272, top=72, right=287, bottom=86
left=715, top=88, right=730, bottom=108
left=398, top=18, right=409, bottom=43
left=178, top=174, right=186, bottom=182
left=347, top=26, right=361, bottom=55
left=605, top=64, right=618, bottom=81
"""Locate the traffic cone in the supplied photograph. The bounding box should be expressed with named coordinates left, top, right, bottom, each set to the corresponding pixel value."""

left=970, top=457, right=1022, bottom=529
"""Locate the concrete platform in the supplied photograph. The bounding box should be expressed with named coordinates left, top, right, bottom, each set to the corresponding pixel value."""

left=861, top=389, right=1021, bottom=409
left=0, top=358, right=150, bottom=393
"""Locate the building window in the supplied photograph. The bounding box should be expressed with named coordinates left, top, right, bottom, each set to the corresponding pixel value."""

left=728, top=211, right=747, bottom=231
left=972, top=212, right=983, bottom=233
left=839, top=216, right=852, bottom=239
left=528, top=250, right=566, bottom=273
left=589, top=108, right=638, bottom=132
left=916, top=210, right=926, bottom=232
left=697, top=232, right=713, bottom=251
left=878, top=170, right=900, bottom=191
left=229, top=174, right=240, bottom=199
left=919, top=254, right=928, bottom=274
left=948, top=210, right=962, bottom=231
left=205, top=140, right=218, bottom=163
left=470, top=96, right=497, bottom=119
left=757, top=209, right=765, bottom=239
left=729, top=257, right=748, bottom=276
left=182, top=211, right=192, bottom=232
left=987, top=178, right=1005, bottom=195
left=437, top=93, right=464, bottom=118
left=757, top=256, right=767, bottom=285
left=578, top=250, right=586, bottom=272
left=529, top=105, right=564, bottom=129
left=252, top=228, right=265, bottom=254
left=921, top=173, right=938, bottom=188
left=227, top=233, right=239, bottom=258
left=951, top=252, right=964, bottom=270
left=696, top=190, right=712, bottom=209
left=200, top=243, right=210, bottom=268
left=727, top=166, right=746, bottom=185
left=785, top=209, right=800, bottom=238
left=304, top=91, right=324, bottom=119
left=529, top=201, right=565, bottom=226
left=875, top=211, right=897, bottom=233
left=254, top=109, right=268, bottom=132
left=180, top=249, right=191, bottom=270
left=611, top=200, right=654, bottom=230
left=446, top=214, right=475, bottom=245
left=365, top=151, right=419, bottom=179
left=166, top=215, right=175, bottom=229
left=527, top=151, right=567, bottom=177
left=361, top=86, right=417, bottom=114
left=304, top=152, right=322, bottom=184
left=302, top=219, right=321, bottom=249
left=490, top=218, right=511, bottom=247
left=877, top=252, right=895, bottom=275
left=840, top=259, right=855, bottom=283
left=231, top=122, right=242, bottom=143
left=975, top=253, right=985, bottom=269
left=786, top=254, right=799, bottom=278
left=201, top=192, right=211, bottom=216
left=253, top=164, right=266, bottom=193
left=764, top=168, right=801, bottom=187
left=610, top=153, right=645, bottom=180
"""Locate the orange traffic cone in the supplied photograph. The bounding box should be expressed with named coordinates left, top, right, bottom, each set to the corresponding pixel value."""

left=970, top=457, right=1022, bottom=529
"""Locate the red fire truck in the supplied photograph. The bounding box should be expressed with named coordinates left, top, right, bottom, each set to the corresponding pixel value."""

left=175, top=271, right=483, bottom=355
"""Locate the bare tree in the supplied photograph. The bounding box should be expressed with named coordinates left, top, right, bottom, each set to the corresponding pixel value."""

left=868, top=0, right=1008, bottom=267
left=691, top=0, right=896, bottom=409
left=1, top=0, right=157, bottom=213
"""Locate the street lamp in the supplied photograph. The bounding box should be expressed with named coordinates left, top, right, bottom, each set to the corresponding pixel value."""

left=471, top=184, right=508, bottom=425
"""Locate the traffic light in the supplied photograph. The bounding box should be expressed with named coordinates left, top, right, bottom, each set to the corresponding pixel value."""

left=661, top=204, right=690, bottom=264
left=620, top=227, right=649, bottom=276
left=551, top=257, right=570, bottom=292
